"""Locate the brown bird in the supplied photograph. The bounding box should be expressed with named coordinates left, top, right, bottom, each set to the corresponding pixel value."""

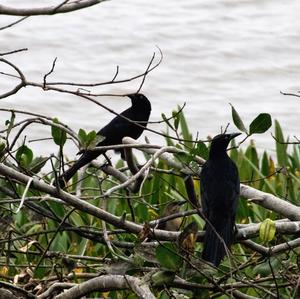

left=177, top=221, right=198, bottom=253
left=157, top=201, right=186, bottom=231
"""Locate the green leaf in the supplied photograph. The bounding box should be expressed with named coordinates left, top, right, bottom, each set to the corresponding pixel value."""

left=191, top=141, right=208, bottom=160
left=178, top=106, right=193, bottom=147
left=172, top=110, right=179, bottom=130
left=86, top=130, right=97, bottom=144
left=78, top=129, right=105, bottom=150
left=151, top=270, right=175, bottom=286
left=259, top=218, right=276, bottom=243
left=261, top=151, right=269, bottom=177
left=16, top=145, right=33, bottom=167
left=29, top=156, right=48, bottom=174
left=161, top=113, right=174, bottom=130
left=230, top=104, right=248, bottom=133
left=5, top=111, right=15, bottom=135
left=86, top=131, right=105, bottom=150
left=78, top=128, right=87, bottom=145
left=51, top=118, right=67, bottom=146
left=229, top=139, right=238, bottom=162
left=245, top=141, right=259, bottom=169
left=174, top=152, right=192, bottom=165
left=249, top=113, right=272, bottom=134
left=155, top=243, right=182, bottom=271
left=253, top=258, right=280, bottom=277
left=275, top=119, right=288, bottom=166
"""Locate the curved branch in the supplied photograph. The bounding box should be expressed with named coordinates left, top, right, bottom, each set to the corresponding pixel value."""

left=122, top=137, right=205, bottom=170
left=0, top=58, right=26, bottom=99
left=103, top=145, right=188, bottom=197
left=0, top=0, right=107, bottom=16
left=52, top=275, right=155, bottom=299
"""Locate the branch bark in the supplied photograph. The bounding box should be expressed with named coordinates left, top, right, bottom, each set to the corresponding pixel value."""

left=52, top=275, right=155, bottom=299
left=0, top=162, right=182, bottom=241
left=0, top=0, right=107, bottom=16
left=240, top=184, right=300, bottom=220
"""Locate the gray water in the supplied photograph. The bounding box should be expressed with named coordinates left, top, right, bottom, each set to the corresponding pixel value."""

left=1, top=0, right=300, bottom=159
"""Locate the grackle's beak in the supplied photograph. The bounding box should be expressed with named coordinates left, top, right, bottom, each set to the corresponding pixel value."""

left=229, top=132, right=241, bottom=140
left=177, top=200, right=187, bottom=206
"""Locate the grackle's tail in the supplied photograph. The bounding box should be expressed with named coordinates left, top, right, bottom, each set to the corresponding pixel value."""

left=202, top=218, right=234, bottom=267
left=57, top=150, right=103, bottom=188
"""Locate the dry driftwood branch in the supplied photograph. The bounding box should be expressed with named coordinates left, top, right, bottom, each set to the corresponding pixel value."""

left=0, top=0, right=107, bottom=16
left=37, top=282, right=75, bottom=299
left=237, top=220, right=300, bottom=239
left=0, top=281, right=34, bottom=299
left=53, top=275, right=155, bottom=299
left=122, top=137, right=203, bottom=172
left=0, top=162, right=183, bottom=241
left=242, top=237, right=300, bottom=256
left=103, top=145, right=188, bottom=197
left=240, top=185, right=300, bottom=220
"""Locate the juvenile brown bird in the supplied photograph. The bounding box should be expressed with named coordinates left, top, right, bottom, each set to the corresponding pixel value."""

left=178, top=221, right=198, bottom=253
left=157, top=201, right=186, bottom=231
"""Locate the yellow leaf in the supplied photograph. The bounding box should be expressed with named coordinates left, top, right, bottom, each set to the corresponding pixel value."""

left=102, top=291, right=110, bottom=299
left=148, top=208, right=158, bottom=218
left=259, top=218, right=276, bottom=243
left=268, top=157, right=275, bottom=180
left=0, top=266, right=8, bottom=276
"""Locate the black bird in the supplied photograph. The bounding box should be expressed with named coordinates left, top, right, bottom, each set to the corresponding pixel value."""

left=58, top=93, right=151, bottom=188
left=200, top=133, right=240, bottom=266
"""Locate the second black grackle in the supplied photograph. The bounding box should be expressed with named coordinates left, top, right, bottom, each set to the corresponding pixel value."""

left=58, top=93, right=151, bottom=188
left=200, top=133, right=240, bottom=266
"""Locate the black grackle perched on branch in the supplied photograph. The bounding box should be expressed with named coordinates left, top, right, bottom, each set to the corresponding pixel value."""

left=58, top=93, right=151, bottom=188
left=200, top=133, right=240, bottom=266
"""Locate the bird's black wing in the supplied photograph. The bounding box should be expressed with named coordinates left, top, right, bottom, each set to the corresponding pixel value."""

left=98, top=108, right=149, bottom=145
left=227, top=159, right=240, bottom=219
left=200, top=161, right=211, bottom=218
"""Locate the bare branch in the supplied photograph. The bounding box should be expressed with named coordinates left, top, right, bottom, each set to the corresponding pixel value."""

left=241, top=238, right=300, bottom=256
left=43, top=57, right=57, bottom=87
left=103, top=145, right=189, bottom=197
left=46, top=47, right=162, bottom=87
left=0, top=162, right=184, bottom=241
left=0, top=0, right=107, bottom=16
left=0, top=48, right=28, bottom=56
left=52, top=275, right=155, bottom=299
left=0, top=58, right=26, bottom=99
left=240, top=184, right=300, bottom=220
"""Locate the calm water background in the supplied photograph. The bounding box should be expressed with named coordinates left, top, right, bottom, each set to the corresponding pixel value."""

left=1, top=0, right=300, bottom=159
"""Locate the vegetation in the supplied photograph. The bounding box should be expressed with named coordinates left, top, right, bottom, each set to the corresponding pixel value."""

left=1, top=2, right=300, bottom=298
left=0, top=101, right=299, bottom=298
